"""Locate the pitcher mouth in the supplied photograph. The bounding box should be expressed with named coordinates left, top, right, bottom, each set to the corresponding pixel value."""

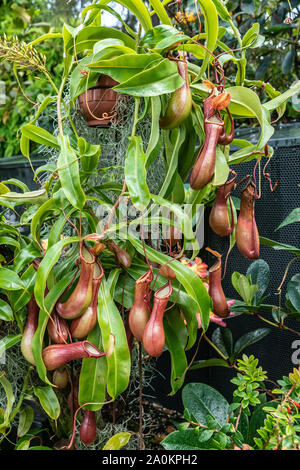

left=205, top=115, right=224, bottom=126
left=155, top=281, right=173, bottom=299
left=80, top=242, right=96, bottom=265
left=93, top=259, right=104, bottom=282
left=83, top=340, right=105, bottom=358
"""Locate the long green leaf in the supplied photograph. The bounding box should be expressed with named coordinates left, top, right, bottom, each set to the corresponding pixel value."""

left=21, top=124, right=59, bottom=149
left=99, top=0, right=152, bottom=31
left=0, top=373, right=15, bottom=429
left=148, top=0, right=172, bottom=25
left=98, top=278, right=131, bottom=399
left=164, top=308, right=188, bottom=395
left=88, top=53, right=163, bottom=81
left=113, top=58, right=184, bottom=97
left=67, top=26, right=136, bottom=54
left=227, top=86, right=274, bottom=149
left=0, top=268, right=24, bottom=291
left=125, top=136, right=150, bottom=211
left=0, top=299, right=14, bottom=321
left=194, top=0, right=219, bottom=80
left=33, top=386, right=60, bottom=420
left=263, top=80, right=300, bottom=112
left=79, top=324, right=108, bottom=411
left=57, top=135, right=86, bottom=211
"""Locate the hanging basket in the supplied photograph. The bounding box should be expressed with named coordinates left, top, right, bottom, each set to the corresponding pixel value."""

left=78, top=74, right=119, bottom=127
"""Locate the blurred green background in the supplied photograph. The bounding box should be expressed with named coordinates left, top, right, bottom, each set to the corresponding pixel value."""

left=0, top=0, right=299, bottom=158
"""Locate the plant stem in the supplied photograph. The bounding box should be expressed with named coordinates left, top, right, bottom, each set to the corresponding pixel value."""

left=57, top=76, right=68, bottom=136
left=203, top=333, right=231, bottom=363
left=229, top=18, right=243, bottom=50
left=131, top=97, right=141, bottom=137
left=44, top=69, right=79, bottom=140
left=10, top=365, right=33, bottom=422
left=251, top=312, right=300, bottom=337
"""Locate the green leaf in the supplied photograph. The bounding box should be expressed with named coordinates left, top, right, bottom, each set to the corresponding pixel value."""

left=16, top=440, right=31, bottom=450
left=0, top=236, right=20, bottom=253
left=282, top=48, right=295, bottom=74
left=112, top=58, right=185, bottom=97
left=78, top=137, right=101, bottom=173
left=0, top=299, right=14, bottom=321
left=98, top=278, right=131, bottom=399
left=194, top=0, right=219, bottom=80
left=21, top=124, right=59, bottom=149
left=190, top=358, right=230, bottom=370
left=248, top=401, right=277, bottom=446
left=13, top=242, right=41, bottom=274
left=233, top=328, right=270, bottom=358
left=88, top=51, right=158, bottom=80
left=148, top=0, right=172, bottom=25
left=57, top=135, right=86, bottom=211
left=0, top=334, right=22, bottom=354
left=0, top=373, right=15, bottom=429
left=68, top=26, right=136, bottom=55
left=141, top=25, right=189, bottom=52
left=0, top=179, right=29, bottom=193
left=33, top=386, right=60, bottom=420
left=213, top=147, right=229, bottom=186
left=79, top=324, right=107, bottom=411
left=125, top=136, right=150, bottom=211
left=164, top=308, right=188, bottom=395
left=276, top=208, right=300, bottom=230
left=82, top=4, right=137, bottom=37
left=28, top=33, right=63, bottom=46
left=47, top=210, right=76, bottom=250
left=162, top=429, right=218, bottom=450
left=227, top=86, right=274, bottom=149
left=0, top=268, right=24, bottom=291
left=20, top=133, right=30, bottom=160
left=242, top=23, right=260, bottom=47
left=182, top=382, right=229, bottom=429
left=260, top=237, right=300, bottom=256
left=96, top=0, right=153, bottom=32
left=30, top=199, right=56, bottom=246
left=286, top=274, right=300, bottom=313
left=102, top=432, right=131, bottom=450
left=211, top=327, right=233, bottom=359
left=263, top=80, right=300, bottom=112
left=231, top=272, right=259, bottom=306
left=0, top=189, right=48, bottom=205
left=146, top=96, right=161, bottom=167
left=158, top=128, right=186, bottom=199
left=211, top=0, right=231, bottom=21
left=246, top=260, right=270, bottom=303
left=10, top=265, right=36, bottom=313
left=17, top=406, right=34, bottom=438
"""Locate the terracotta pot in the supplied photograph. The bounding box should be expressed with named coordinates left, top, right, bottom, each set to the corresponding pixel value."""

left=78, top=74, right=119, bottom=127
